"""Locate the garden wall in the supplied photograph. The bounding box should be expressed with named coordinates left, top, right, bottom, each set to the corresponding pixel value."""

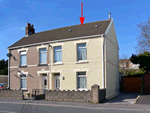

left=0, top=89, right=23, bottom=100
left=45, top=84, right=106, bottom=103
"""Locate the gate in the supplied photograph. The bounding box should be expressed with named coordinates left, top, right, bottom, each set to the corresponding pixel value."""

left=144, top=73, right=150, bottom=94
left=32, top=89, right=46, bottom=100
left=122, top=76, right=142, bottom=92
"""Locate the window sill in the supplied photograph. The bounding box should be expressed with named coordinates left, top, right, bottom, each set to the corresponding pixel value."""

left=19, top=65, right=27, bottom=68
left=38, top=64, right=48, bottom=66
left=21, top=88, right=27, bottom=91
left=53, top=62, right=63, bottom=66
left=76, top=60, right=89, bottom=64
left=77, top=88, right=88, bottom=91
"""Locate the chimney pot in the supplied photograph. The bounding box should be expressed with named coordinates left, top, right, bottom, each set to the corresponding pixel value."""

left=108, top=13, right=111, bottom=19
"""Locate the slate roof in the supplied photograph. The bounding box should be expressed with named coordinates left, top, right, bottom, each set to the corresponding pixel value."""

left=9, top=19, right=111, bottom=48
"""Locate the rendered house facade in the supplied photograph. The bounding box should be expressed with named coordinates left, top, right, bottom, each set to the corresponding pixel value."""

left=8, top=19, right=119, bottom=99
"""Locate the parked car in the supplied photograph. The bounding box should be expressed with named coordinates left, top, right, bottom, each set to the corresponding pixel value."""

left=0, top=83, right=8, bottom=89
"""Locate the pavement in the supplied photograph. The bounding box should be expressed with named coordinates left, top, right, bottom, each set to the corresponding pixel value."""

left=0, top=92, right=149, bottom=112
left=0, top=99, right=150, bottom=112
left=104, top=92, right=140, bottom=104
left=136, top=94, right=150, bottom=104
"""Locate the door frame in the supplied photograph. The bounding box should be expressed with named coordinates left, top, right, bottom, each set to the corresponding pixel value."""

left=53, top=73, right=60, bottom=90
left=41, top=73, right=48, bottom=90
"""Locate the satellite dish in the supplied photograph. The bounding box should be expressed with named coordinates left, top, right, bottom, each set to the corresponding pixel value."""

left=7, top=53, right=12, bottom=57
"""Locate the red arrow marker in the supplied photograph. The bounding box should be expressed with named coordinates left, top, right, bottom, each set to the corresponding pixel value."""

left=79, top=2, right=85, bottom=25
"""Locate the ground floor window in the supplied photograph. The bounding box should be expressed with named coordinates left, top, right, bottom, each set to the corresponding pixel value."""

left=20, top=75, right=26, bottom=89
left=77, top=72, right=87, bottom=89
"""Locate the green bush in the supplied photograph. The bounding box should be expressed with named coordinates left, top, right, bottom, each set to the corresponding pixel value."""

left=128, top=69, right=145, bottom=76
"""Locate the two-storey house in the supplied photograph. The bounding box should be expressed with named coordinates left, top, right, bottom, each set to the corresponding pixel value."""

left=8, top=18, right=119, bottom=99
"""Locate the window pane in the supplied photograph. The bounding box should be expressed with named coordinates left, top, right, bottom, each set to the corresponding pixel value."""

left=20, top=55, right=26, bottom=66
left=78, top=77, right=86, bottom=88
left=44, top=79, right=47, bottom=85
left=40, top=48, right=46, bottom=52
left=77, top=43, right=86, bottom=48
left=40, top=52, right=47, bottom=64
left=54, top=73, right=60, bottom=76
left=21, top=78, right=26, bottom=88
left=56, top=79, right=57, bottom=88
left=54, top=46, right=61, bottom=51
left=20, top=51, right=26, bottom=55
left=78, top=72, right=86, bottom=75
left=58, top=79, right=60, bottom=87
left=54, top=46, right=62, bottom=62
left=78, top=48, right=87, bottom=60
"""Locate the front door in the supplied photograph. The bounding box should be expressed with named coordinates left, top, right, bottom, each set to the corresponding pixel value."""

left=54, top=73, right=60, bottom=90
left=42, top=74, right=47, bottom=90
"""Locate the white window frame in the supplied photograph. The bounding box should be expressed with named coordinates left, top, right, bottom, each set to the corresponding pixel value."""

left=20, top=51, right=27, bottom=66
left=39, top=48, right=47, bottom=64
left=53, top=46, right=62, bottom=63
left=77, top=43, right=87, bottom=62
left=77, top=72, right=87, bottom=91
left=20, top=74, right=27, bottom=90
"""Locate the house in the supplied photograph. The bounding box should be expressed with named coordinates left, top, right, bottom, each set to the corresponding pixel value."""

left=119, top=59, right=139, bottom=69
left=0, top=75, right=8, bottom=84
left=7, top=17, right=119, bottom=99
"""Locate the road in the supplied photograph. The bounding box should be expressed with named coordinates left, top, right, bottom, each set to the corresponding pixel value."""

left=0, top=102, right=150, bottom=113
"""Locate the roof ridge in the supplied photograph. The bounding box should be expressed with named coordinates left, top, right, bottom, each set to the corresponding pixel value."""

left=33, top=19, right=111, bottom=35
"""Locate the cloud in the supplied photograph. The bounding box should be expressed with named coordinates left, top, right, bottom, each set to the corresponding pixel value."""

left=20, top=27, right=25, bottom=30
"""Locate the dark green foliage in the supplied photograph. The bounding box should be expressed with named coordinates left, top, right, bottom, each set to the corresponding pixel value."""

left=127, top=69, right=145, bottom=76
left=0, top=59, right=8, bottom=75
left=130, top=51, right=150, bottom=71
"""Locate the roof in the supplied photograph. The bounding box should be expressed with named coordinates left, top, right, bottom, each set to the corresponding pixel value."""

left=119, top=59, right=130, bottom=63
left=8, top=19, right=111, bottom=49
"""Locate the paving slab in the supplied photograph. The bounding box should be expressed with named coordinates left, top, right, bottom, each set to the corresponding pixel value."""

left=136, top=94, right=150, bottom=104
left=104, top=92, right=140, bottom=104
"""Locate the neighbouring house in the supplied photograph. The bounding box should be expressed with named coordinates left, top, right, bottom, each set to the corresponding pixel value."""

left=0, top=75, right=8, bottom=84
left=0, top=75, right=8, bottom=89
left=8, top=17, right=119, bottom=99
left=119, top=59, right=139, bottom=69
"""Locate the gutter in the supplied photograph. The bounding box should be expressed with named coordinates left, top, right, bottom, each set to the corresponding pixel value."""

left=8, top=50, right=10, bottom=88
left=102, top=36, right=105, bottom=88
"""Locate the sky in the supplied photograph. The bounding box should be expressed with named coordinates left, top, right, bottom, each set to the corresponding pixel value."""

left=0, top=0, right=150, bottom=60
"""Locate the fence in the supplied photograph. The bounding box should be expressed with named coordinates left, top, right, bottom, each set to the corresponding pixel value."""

left=32, top=89, right=45, bottom=100
left=121, top=76, right=142, bottom=92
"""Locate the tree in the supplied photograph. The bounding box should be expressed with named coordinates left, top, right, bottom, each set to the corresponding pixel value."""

left=0, top=59, right=8, bottom=75
left=130, top=51, right=150, bottom=72
left=136, top=18, right=150, bottom=54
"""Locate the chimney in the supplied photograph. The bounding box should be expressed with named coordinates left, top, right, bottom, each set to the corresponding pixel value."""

left=108, top=13, right=111, bottom=19
left=25, top=22, right=35, bottom=36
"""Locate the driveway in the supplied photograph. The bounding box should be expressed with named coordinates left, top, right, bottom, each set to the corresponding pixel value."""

left=104, top=92, right=140, bottom=104
left=136, top=94, right=150, bottom=104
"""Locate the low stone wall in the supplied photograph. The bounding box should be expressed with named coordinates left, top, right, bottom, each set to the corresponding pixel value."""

left=45, top=90, right=92, bottom=102
left=45, top=84, right=106, bottom=103
left=0, top=89, right=23, bottom=100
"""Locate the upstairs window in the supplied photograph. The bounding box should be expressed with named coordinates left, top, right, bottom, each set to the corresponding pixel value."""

left=20, top=51, right=27, bottom=66
left=54, top=46, right=62, bottom=62
left=77, top=43, right=87, bottom=61
left=39, top=48, right=47, bottom=64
